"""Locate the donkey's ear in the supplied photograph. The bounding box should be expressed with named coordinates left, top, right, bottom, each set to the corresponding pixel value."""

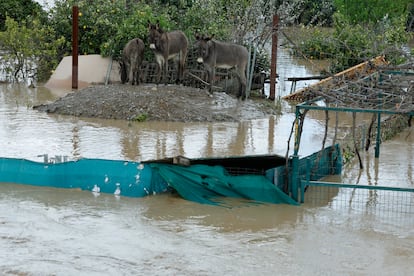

left=156, top=19, right=160, bottom=29
left=195, top=33, right=200, bottom=40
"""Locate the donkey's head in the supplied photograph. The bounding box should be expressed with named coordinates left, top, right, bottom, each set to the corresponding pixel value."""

left=194, top=34, right=214, bottom=64
left=148, top=20, right=164, bottom=50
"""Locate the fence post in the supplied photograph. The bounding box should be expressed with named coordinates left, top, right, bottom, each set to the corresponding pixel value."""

left=375, top=112, right=381, bottom=158
left=301, top=157, right=311, bottom=203
left=269, top=14, right=278, bottom=101
left=291, top=155, right=299, bottom=202
left=72, top=6, right=79, bottom=89
left=247, top=44, right=252, bottom=97
left=291, top=105, right=302, bottom=202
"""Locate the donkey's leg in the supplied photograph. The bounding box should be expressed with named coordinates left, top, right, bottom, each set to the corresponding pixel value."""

left=207, top=67, right=215, bottom=94
left=130, top=59, right=136, bottom=85
left=177, top=58, right=185, bottom=84
left=120, top=61, right=127, bottom=84
left=136, top=62, right=142, bottom=85
left=123, top=60, right=131, bottom=84
left=156, top=62, right=162, bottom=84
left=176, top=58, right=182, bottom=85
left=128, top=61, right=135, bottom=85
left=155, top=54, right=164, bottom=85
left=237, top=67, right=247, bottom=100
left=133, top=65, right=139, bottom=85
left=175, top=60, right=180, bottom=85
left=177, top=51, right=186, bottom=85
left=163, top=54, right=169, bottom=85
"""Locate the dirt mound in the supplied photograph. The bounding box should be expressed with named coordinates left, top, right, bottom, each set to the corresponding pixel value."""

left=34, top=84, right=277, bottom=122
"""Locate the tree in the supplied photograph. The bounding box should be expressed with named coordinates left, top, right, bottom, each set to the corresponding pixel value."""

left=0, top=17, right=65, bottom=82
left=48, top=0, right=129, bottom=57
left=0, top=0, right=46, bottom=31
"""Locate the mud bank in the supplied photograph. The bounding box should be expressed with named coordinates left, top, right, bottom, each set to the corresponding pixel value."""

left=34, top=84, right=277, bottom=122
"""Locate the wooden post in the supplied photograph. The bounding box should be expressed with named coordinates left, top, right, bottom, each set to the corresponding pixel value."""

left=269, top=15, right=278, bottom=101
left=72, top=6, right=79, bottom=89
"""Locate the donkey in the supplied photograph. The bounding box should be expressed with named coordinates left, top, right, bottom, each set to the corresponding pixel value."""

left=120, top=38, right=145, bottom=85
left=194, top=34, right=249, bottom=100
left=147, top=20, right=188, bottom=85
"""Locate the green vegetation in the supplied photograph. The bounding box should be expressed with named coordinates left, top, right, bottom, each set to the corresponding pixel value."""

left=0, top=16, right=64, bottom=82
left=287, top=0, right=336, bottom=26
left=333, top=0, right=413, bottom=25
left=342, top=145, right=355, bottom=164
left=131, top=113, right=148, bottom=122
left=0, top=0, right=46, bottom=31
left=294, top=1, right=413, bottom=73
left=0, top=0, right=413, bottom=83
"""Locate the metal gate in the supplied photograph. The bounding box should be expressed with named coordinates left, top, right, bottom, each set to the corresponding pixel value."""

left=288, top=66, right=414, bottom=217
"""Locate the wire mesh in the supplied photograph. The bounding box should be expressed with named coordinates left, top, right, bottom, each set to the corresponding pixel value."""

left=225, top=167, right=265, bottom=176
left=304, top=184, right=414, bottom=220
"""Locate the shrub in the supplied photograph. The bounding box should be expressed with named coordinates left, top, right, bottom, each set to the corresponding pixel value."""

left=0, top=17, right=65, bottom=82
left=294, top=13, right=411, bottom=73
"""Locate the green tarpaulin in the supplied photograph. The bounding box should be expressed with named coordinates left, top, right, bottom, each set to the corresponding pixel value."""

left=150, top=163, right=299, bottom=206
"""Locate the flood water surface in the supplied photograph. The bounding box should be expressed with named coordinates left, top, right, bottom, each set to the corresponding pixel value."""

left=1, top=181, right=413, bottom=275
left=0, top=84, right=327, bottom=161
left=1, top=46, right=413, bottom=275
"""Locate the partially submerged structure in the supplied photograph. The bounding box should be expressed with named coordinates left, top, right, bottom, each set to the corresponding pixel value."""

left=283, top=56, right=389, bottom=102
left=283, top=57, right=414, bottom=213
left=0, top=144, right=341, bottom=206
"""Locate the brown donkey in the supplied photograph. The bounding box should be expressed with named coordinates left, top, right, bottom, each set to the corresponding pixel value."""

left=194, top=34, right=249, bottom=100
left=120, top=38, right=145, bottom=85
left=148, top=20, right=188, bottom=85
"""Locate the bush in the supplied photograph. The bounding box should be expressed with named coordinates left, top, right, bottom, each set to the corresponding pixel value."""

left=292, top=28, right=336, bottom=59
left=0, top=17, right=64, bottom=82
left=294, top=0, right=336, bottom=26
left=333, top=0, right=413, bottom=25
left=294, top=13, right=411, bottom=73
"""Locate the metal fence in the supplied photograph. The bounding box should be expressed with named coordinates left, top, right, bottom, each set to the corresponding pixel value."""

left=302, top=181, right=414, bottom=219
